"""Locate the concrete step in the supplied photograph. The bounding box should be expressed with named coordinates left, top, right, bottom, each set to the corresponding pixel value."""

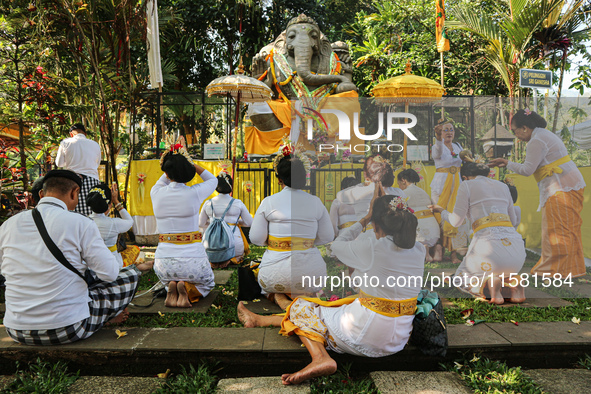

left=370, top=371, right=472, bottom=394
left=217, top=376, right=310, bottom=393
left=1, top=322, right=590, bottom=377
left=67, top=376, right=162, bottom=394
left=523, top=369, right=591, bottom=394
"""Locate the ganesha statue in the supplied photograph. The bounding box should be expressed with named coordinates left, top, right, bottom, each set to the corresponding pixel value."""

left=245, top=14, right=362, bottom=155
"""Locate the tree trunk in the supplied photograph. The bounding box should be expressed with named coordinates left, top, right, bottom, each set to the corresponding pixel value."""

left=552, top=51, right=568, bottom=133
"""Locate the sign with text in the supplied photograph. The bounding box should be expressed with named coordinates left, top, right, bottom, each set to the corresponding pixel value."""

left=519, top=69, right=552, bottom=89
left=203, top=143, right=225, bottom=160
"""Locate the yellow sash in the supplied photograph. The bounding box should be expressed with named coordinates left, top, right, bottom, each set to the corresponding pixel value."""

left=108, top=244, right=117, bottom=252
left=159, top=231, right=202, bottom=244
left=299, top=290, right=416, bottom=317
left=414, top=209, right=434, bottom=219
left=533, top=155, right=571, bottom=182
left=471, top=213, right=513, bottom=234
left=435, top=166, right=461, bottom=237
left=267, top=236, right=315, bottom=251
left=338, top=221, right=356, bottom=230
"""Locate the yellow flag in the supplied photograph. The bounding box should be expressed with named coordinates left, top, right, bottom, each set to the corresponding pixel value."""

left=436, top=0, right=450, bottom=52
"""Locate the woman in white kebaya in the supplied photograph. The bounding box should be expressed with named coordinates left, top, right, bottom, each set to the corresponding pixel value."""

left=238, top=184, right=425, bottom=385
left=397, top=169, right=440, bottom=262
left=430, top=162, right=526, bottom=304
left=249, top=150, right=334, bottom=309
left=430, top=119, right=470, bottom=263
left=151, top=146, right=217, bottom=308
left=199, top=173, right=253, bottom=267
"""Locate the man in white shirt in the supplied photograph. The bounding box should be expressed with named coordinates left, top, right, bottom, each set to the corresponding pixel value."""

left=0, top=170, right=140, bottom=345
left=55, top=123, right=102, bottom=216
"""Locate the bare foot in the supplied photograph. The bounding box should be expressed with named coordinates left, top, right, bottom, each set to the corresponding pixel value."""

left=135, top=260, right=154, bottom=272
left=425, top=250, right=434, bottom=263
left=176, top=281, right=192, bottom=308
left=106, top=308, right=129, bottom=326
left=237, top=301, right=258, bottom=328
left=165, top=281, right=178, bottom=307
left=451, top=252, right=462, bottom=265
left=433, top=244, right=443, bottom=262
left=487, top=278, right=505, bottom=305
left=509, top=285, right=526, bottom=303
left=281, top=356, right=337, bottom=385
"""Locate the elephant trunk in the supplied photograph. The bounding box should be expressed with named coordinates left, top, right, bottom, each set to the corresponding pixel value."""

left=293, top=44, right=344, bottom=87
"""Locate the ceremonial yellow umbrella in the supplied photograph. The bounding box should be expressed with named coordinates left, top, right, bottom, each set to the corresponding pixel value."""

left=206, top=61, right=272, bottom=172
left=372, top=62, right=445, bottom=167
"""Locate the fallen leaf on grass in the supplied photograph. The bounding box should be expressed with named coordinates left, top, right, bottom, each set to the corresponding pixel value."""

left=252, top=299, right=261, bottom=302
left=211, top=305, right=220, bottom=309
left=263, top=308, right=269, bottom=311
left=578, top=278, right=591, bottom=283
left=454, top=362, right=463, bottom=369
left=470, top=355, right=480, bottom=362
left=157, top=369, right=171, bottom=379
left=115, top=329, right=127, bottom=339
left=158, top=311, right=164, bottom=317
left=510, top=320, right=519, bottom=326
left=572, top=317, right=581, bottom=325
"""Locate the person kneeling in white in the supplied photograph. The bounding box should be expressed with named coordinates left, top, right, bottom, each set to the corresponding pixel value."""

left=238, top=184, right=424, bottom=385
left=0, top=170, right=140, bottom=345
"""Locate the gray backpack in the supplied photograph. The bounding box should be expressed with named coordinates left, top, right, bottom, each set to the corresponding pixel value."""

left=203, top=199, right=236, bottom=263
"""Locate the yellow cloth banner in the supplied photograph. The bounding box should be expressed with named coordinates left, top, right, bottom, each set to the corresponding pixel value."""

left=436, top=0, right=450, bottom=52
left=128, top=159, right=220, bottom=216
left=533, top=155, right=571, bottom=182
left=244, top=126, right=290, bottom=156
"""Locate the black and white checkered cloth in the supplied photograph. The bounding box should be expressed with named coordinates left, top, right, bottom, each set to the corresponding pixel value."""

left=75, top=174, right=101, bottom=216
left=6, top=266, right=140, bottom=346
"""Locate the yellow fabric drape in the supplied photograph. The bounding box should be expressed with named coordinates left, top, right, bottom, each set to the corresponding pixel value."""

left=434, top=168, right=461, bottom=240
left=244, top=126, right=290, bottom=156
left=239, top=225, right=250, bottom=256
left=436, top=0, right=450, bottom=52
left=533, top=155, right=571, bottom=182
left=128, top=159, right=219, bottom=216
left=107, top=245, right=118, bottom=252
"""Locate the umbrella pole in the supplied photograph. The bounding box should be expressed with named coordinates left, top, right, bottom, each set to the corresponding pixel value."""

left=403, top=102, right=409, bottom=168
left=231, top=92, right=241, bottom=183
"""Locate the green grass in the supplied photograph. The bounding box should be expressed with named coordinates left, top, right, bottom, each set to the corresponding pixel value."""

left=577, top=354, right=591, bottom=370
left=310, top=364, right=378, bottom=394
left=126, top=269, right=241, bottom=328
left=443, top=356, right=543, bottom=394
left=1, top=358, right=79, bottom=394
left=155, top=363, right=218, bottom=394
left=445, top=297, right=591, bottom=324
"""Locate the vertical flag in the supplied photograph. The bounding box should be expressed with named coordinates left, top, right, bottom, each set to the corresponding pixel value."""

left=146, top=0, right=163, bottom=88
left=436, top=0, right=450, bottom=52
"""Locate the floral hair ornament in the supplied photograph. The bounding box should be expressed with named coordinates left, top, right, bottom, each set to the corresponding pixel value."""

left=273, top=138, right=295, bottom=172
left=388, top=196, right=414, bottom=214
left=159, top=136, right=193, bottom=167
left=523, top=108, right=532, bottom=116
left=89, top=187, right=109, bottom=203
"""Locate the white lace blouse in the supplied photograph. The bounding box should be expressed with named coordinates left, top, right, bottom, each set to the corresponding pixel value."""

left=506, top=128, right=585, bottom=210
left=441, top=176, right=521, bottom=241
